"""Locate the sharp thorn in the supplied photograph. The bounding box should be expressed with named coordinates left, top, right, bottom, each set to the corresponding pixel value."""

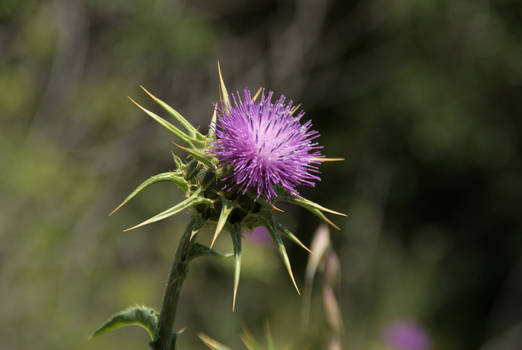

left=108, top=201, right=126, bottom=216
left=252, top=87, right=262, bottom=102
left=311, top=157, right=345, bottom=162
left=290, top=104, right=301, bottom=116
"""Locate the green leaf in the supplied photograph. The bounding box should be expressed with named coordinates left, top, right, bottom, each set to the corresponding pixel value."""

left=90, top=306, right=158, bottom=340
left=198, top=333, right=233, bottom=350
left=229, top=224, right=242, bottom=311
left=123, top=191, right=213, bottom=232
left=140, top=85, right=206, bottom=142
left=110, top=172, right=188, bottom=216
left=276, top=222, right=312, bottom=254
left=210, top=198, right=235, bottom=248
left=264, top=218, right=300, bottom=295
left=129, top=97, right=194, bottom=147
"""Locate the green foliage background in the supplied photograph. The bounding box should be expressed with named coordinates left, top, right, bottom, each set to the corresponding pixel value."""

left=1, top=0, right=521, bottom=349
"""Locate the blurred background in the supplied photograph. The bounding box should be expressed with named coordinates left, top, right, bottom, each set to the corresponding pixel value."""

left=1, top=0, right=522, bottom=349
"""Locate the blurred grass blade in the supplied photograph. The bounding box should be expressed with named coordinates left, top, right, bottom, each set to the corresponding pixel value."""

left=172, top=142, right=217, bottom=170
left=90, top=306, right=158, bottom=340
left=241, top=325, right=262, bottom=350
left=264, top=219, right=300, bottom=295
left=323, top=286, right=343, bottom=334
left=265, top=322, right=275, bottom=350
left=306, top=224, right=331, bottom=282
left=210, top=198, right=235, bottom=248
left=123, top=192, right=212, bottom=231
left=276, top=222, right=312, bottom=254
left=129, top=97, right=194, bottom=146
left=140, top=85, right=204, bottom=140
left=229, top=224, right=242, bottom=311
left=109, top=172, right=188, bottom=216
left=302, top=224, right=331, bottom=326
left=198, top=333, right=233, bottom=350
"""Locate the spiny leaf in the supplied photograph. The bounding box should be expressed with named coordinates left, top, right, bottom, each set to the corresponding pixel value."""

left=306, top=207, right=340, bottom=231
left=172, top=142, right=217, bottom=170
left=208, top=61, right=230, bottom=140
left=217, top=61, right=229, bottom=106
left=171, top=151, right=184, bottom=170
left=210, top=198, right=235, bottom=248
left=140, top=85, right=205, bottom=141
left=285, top=196, right=347, bottom=217
left=264, top=219, right=300, bottom=295
left=208, top=105, right=218, bottom=139
left=123, top=192, right=212, bottom=232
left=229, top=224, right=242, bottom=311
left=276, top=222, right=312, bottom=254
left=189, top=242, right=233, bottom=261
left=189, top=213, right=204, bottom=241
left=90, top=306, right=158, bottom=340
left=109, top=172, right=188, bottom=216
left=128, top=97, right=194, bottom=146
left=198, top=333, right=233, bottom=350
left=282, top=196, right=345, bottom=230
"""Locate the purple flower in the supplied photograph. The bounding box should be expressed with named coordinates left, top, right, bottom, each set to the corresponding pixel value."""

left=211, top=88, right=323, bottom=202
left=247, top=226, right=272, bottom=245
left=383, top=322, right=430, bottom=350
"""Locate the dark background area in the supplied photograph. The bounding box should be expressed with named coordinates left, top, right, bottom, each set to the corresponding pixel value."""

left=1, top=0, right=521, bottom=349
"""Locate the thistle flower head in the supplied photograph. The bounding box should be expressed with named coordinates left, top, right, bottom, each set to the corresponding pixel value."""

left=211, top=88, right=323, bottom=202
left=109, top=66, right=346, bottom=311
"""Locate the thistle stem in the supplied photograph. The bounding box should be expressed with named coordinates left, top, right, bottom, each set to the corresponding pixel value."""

left=151, top=216, right=201, bottom=350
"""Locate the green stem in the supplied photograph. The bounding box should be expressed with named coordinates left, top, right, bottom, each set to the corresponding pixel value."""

left=150, top=216, right=201, bottom=350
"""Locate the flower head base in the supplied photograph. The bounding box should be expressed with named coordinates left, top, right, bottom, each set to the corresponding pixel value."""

left=211, top=88, right=323, bottom=202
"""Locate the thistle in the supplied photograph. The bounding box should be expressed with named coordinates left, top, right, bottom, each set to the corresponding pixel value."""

left=91, top=64, right=345, bottom=350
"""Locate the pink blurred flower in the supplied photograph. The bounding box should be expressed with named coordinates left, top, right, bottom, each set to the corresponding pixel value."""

left=247, top=226, right=271, bottom=245
left=383, top=322, right=429, bottom=350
